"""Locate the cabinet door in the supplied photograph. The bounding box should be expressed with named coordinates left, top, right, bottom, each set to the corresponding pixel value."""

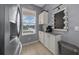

left=49, top=34, right=56, bottom=54
left=44, top=12, right=48, bottom=25
left=39, top=13, right=44, bottom=24
left=39, top=14, right=41, bottom=24
left=44, top=33, right=47, bottom=47
left=41, top=13, right=44, bottom=24
left=39, top=11, right=48, bottom=24
left=39, top=31, right=41, bottom=40
left=44, top=33, right=49, bottom=48
left=39, top=31, right=42, bottom=42
left=54, top=35, right=61, bottom=54
left=39, top=31, right=44, bottom=44
left=41, top=32, right=44, bottom=43
left=47, top=33, right=51, bottom=49
left=49, top=35, right=61, bottom=55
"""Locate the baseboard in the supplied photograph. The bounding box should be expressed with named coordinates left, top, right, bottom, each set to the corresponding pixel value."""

left=22, top=40, right=39, bottom=46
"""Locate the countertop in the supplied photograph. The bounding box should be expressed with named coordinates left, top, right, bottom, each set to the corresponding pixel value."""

left=39, top=30, right=62, bottom=35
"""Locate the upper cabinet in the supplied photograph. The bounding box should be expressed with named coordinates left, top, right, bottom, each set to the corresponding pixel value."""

left=39, top=11, right=48, bottom=24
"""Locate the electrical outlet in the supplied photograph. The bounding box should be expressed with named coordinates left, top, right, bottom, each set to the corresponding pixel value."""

left=75, top=26, right=79, bottom=31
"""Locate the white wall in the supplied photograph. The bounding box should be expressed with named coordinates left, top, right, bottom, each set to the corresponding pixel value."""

left=44, top=4, right=79, bottom=47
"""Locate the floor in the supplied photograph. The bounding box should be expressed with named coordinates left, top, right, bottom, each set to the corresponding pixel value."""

left=21, top=41, right=53, bottom=55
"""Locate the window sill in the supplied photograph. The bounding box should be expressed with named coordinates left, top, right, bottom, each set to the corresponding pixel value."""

left=22, top=32, right=36, bottom=36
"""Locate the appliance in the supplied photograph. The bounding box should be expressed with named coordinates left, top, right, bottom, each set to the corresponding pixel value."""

left=46, top=25, right=53, bottom=33
left=58, top=41, right=79, bottom=55
left=9, top=5, right=22, bottom=55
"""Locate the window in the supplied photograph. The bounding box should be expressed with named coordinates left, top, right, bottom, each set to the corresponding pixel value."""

left=22, top=8, right=36, bottom=35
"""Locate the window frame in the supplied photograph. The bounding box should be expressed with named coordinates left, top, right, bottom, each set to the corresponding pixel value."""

left=22, top=8, right=37, bottom=35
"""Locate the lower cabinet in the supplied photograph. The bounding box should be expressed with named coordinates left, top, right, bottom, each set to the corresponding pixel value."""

left=48, top=34, right=56, bottom=54
left=39, top=31, right=44, bottom=44
left=44, top=33, right=49, bottom=48
left=39, top=31, right=61, bottom=55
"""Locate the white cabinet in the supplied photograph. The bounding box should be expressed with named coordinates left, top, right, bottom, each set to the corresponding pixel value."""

left=39, top=11, right=48, bottom=24
left=44, top=33, right=49, bottom=48
left=39, top=31, right=44, bottom=44
left=39, top=32, right=61, bottom=55
left=49, top=34, right=61, bottom=54
left=48, top=34, right=55, bottom=53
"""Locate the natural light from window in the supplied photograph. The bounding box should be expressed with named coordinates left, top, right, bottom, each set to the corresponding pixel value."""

left=22, top=8, right=36, bottom=35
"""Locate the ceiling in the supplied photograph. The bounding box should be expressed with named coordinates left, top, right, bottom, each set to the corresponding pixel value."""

left=34, top=4, right=45, bottom=7
left=22, top=8, right=36, bottom=16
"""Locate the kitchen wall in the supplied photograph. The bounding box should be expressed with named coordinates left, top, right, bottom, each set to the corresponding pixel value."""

left=20, top=4, right=43, bottom=44
left=44, top=4, right=79, bottom=47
